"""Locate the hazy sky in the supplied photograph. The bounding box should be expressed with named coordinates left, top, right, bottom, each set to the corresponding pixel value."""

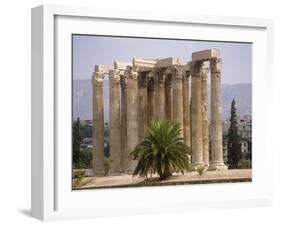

left=73, top=35, right=252, bottom=84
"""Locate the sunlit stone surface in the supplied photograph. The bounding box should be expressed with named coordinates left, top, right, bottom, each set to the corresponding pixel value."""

left=92, top=49, right=227, bottom=175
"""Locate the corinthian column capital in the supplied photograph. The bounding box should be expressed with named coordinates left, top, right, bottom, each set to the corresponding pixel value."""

left=173, top=65, right=184, bottom=80
left=163, top=66, right=173, bottom=75
left=147, top=77, right=155, bottom=91
left=109, top=69, right=121, bottom=84
left=137, top=72, right=147, bottom=87
left=120, top=77, right=128, bottom=90
left=127, top=67, right=139, bottom=80
left=156, top=70, right=166, bottom=84
left=92, top=72, right=104, bottom=86
left=210, top=57, right=222, bottom=74
left=201, top=64, right=209, bottom=79
left=146, top=69, right=156, bottom=90
left=191, top=61, right=204, bottom=76
left=183, top=62, right=192, bottom=81
left=183, top=70, right=191, bottom=84
left=147, top=69, right=156, bottom=78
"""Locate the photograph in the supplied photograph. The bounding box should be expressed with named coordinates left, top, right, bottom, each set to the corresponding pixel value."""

left=71, top=35, right=252, bottom=190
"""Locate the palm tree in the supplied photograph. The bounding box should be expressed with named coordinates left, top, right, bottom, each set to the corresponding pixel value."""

left=130, top=120, right=191, bottom=181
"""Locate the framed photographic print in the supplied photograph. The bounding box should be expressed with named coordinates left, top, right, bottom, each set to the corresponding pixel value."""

left=31, top=4, right=274, bottom=221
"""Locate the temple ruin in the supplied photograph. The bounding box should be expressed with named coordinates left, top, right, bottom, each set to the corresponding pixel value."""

left=92, top=48, right=227, bottom=176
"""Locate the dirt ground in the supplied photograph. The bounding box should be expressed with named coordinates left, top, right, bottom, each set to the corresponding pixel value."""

left=73, top=169, right=252, bottom=190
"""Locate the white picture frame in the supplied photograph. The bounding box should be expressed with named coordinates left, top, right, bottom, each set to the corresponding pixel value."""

left=31, top=4, right=274, bottom=221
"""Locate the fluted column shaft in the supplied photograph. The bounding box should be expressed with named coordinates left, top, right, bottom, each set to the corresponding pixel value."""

left=209, top=58, right=227, bottom=170
left=147, top=72, right=156, bottom=123
left=92, top=72, right=105, bottom=176
left=120, top=73, right=128, bottom=173
left=126, top=68, right=139, bottom=173
left=157, top=70, right=166, bottom=120
left=172, top=66, right=184, bottom=136
left=183, top=70, right=191, bottom=147
left=109, top=70, right=122, bottom=174
left=165, top=74, right=173, bottom=120
left=201, top=67, right=209, bottom=166
left=138, top=73, right=148, bottom=143
left=191, top=61, right=204, bottom=169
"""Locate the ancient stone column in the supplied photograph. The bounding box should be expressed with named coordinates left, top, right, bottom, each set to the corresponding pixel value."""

left=183, top=68, right=191, bottom=148
left=120, top=72, right=128, bottom=173
left=209, top=58, right=227, bottom=170
left=147, top=71, right=156, bottom=123
left=109, top=70, right=122, bottom=174
left=191, top=61, right=204, bottom=169
left=172, top=65, right=184, bottom=136
left=201, top=65, right=209, bottom=166
left=92, top=72, right=105, bottom=176
left=138, top=72, right=148, bottom=143
left=156, top=70, right=166, bottom=120
left=126, top=67, right=139, bottom=173
left=165, top=72, right=173, bottom=120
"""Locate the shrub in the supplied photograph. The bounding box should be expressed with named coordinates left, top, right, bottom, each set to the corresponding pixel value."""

left=73, top=170, right=85, bottom=187
left=104, top=157, right=112, bottom=176
left=237, top=159, right=252, bottom=169
left=197, top=165, right=206, bottom=176
left=187, top=163, right=193, bottom=173
left=74, top=170, right=85, bottom=179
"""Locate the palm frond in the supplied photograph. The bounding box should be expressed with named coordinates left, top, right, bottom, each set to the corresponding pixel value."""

left=130, top=120, right=191, bottom=180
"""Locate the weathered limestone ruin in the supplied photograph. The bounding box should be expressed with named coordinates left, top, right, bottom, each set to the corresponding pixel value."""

left=91, top=48, right=227, bottom=175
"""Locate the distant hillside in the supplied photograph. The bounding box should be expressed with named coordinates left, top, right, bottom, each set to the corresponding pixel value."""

left=73, top=79, right=251, bottom=121
left=73, top=79, right=109, bottom=121
left=220, top=83, right=252, bottom=119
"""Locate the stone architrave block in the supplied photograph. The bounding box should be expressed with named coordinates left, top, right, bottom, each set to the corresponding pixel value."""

left=192, top=48, right=220, bottom=62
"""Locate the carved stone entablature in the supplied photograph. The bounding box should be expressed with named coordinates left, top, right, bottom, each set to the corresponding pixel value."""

left=210, top=57, right=222, bottom=75
left=191, top=61, right=204, bottom=76
left=192, top=48, right=220, bottom=62
left=109, top=70, right=121, bottom=84
left=157, top=57, right=180, bottom=68
left=114, top=61, right=132, bottom=71
left=92, top=72, right=104, bottom=86
left=95, top=65, right=113, bottom=74
left=133, top=57, right=179, bottom=71
left=133, top=58, right=158, bottom=69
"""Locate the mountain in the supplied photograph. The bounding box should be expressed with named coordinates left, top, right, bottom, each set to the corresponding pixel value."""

left=73, top=79, right=251, bottom=121
left=220, top=83, right=252, bottom=119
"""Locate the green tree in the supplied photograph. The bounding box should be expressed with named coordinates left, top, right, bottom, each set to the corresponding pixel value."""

left=227, top=99, right=242, bottom=168
left=130, top=120, right=191, bottom=181
left=247, top=140, right=252, bottom=160
left=81, top=123, right=92, bottom=138
left=73, top=117, right=83, bottom=168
